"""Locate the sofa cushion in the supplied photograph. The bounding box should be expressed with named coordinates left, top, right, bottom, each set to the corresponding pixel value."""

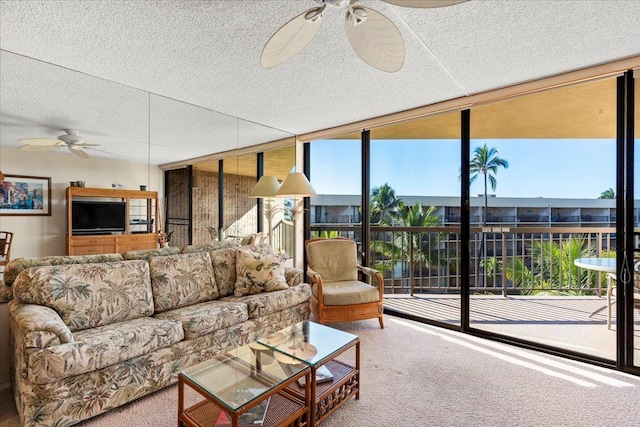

left=149, top=252, right=218, bottom=312
left=234, top=249, right=288, bottom=296
left=208, top=243, right=274, bottom=297
left=210, top=247, right=238, bottom=297
left=27, top=317, right=184, bottom=384
left=222, top=283, right=312, bottom=319
left=12, top=260, right=154, bottom=332
left=123, top=247, right=181, bottom=260
left=154, top=301, right=248, bottom=340
left=3, top=253, right=124, bottom=286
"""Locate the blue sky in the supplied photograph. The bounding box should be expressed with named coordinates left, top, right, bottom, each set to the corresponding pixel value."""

left=310, top=138, right=629, bottom=199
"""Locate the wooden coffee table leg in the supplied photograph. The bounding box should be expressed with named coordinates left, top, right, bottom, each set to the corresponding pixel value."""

left=178, top=379, right=184, bottom=427
left=356, top=341, right=360, bottom=400
left=310, top=366, right=317, bottom=426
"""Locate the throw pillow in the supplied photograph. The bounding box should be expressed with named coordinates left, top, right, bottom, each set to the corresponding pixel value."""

left=234, top=249, right=288, bottom=296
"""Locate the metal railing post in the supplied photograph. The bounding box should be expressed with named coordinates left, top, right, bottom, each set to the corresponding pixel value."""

left=409, top=230, right=414, bottom=296
left=502, top=231, right=507, bottom=297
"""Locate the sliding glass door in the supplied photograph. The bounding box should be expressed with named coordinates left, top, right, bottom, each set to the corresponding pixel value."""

left=369, top=112, right=461, bottom=326
left=468, top=77, right=618, bottom=360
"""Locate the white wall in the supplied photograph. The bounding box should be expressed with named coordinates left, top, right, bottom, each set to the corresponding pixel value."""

left=0, top=145, right=163, bottom=387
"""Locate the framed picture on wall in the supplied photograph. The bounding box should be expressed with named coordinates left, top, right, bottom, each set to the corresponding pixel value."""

left=0, top=175, right=52, bottom=216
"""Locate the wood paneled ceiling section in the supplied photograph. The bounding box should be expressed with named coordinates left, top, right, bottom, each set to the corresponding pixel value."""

left=334, top=78, right=620, bottom=141
left=194, top=145, right=294, bottom=180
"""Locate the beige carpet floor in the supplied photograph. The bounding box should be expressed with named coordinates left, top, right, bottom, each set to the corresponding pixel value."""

left=3, top=316, right=640, bottom=427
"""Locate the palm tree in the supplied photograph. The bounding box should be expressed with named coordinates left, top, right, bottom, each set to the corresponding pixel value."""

left=599, top=188, right=615, bottom=199
left=398, top=203, right=440, bottom=228
left=371, top=202, right=449, bottom=286
left=370, top=183, right=404, bottom=225
left=469, top=144, right=509, bottom=224
left=502, top=235, right=597, bottom=296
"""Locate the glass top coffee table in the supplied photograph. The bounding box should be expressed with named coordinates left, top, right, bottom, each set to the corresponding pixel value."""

left=258, top=321, right=360, bottom=426
left=178, top=342, right=310, bottom=427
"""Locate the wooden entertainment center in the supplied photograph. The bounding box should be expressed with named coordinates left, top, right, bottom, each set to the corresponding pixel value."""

left=66, top=187, right=159, bottom=256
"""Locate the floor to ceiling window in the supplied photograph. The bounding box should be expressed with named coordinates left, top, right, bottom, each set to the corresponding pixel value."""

left=309, top=133, right=362, bottom=254
left=369, top=112, right=461, bottom=326
left=468, top=77, right=618, bottom=360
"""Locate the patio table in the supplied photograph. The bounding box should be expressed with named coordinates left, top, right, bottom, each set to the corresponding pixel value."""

left=574, top=257, right=616, bottom=318
left=574, top=257, right=616, bottom=296
left=574, top=257, right=616, bottom=274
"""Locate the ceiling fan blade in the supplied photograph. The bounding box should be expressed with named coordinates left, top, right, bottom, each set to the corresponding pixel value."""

left=83, top=146, right=114, bottom=155
left=379, top=0, right=468, bottom=7
left=18, top=144, right=60, bottom=152
left=260, top=6, right=325, bottom=69
left=345, top=6, right=405, bottom=73
left=75, top=142, right=101, bottom=147
left=17, top=138, right=60, bottom=146
left=68, top=146, right=89, bottom=159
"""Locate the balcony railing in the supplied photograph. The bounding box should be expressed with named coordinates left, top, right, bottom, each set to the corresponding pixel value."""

left=310, top=225, right=622, bottom=297
left=311, top=214, right=361, bottom=224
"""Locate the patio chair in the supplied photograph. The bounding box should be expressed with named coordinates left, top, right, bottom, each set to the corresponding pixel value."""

left=605, top=259, right=640, bottom=329
left=305, top=237, right=384, bottom=328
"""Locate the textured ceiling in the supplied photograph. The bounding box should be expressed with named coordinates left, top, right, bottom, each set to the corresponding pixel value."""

left=1, top=0, right=639, bottom=166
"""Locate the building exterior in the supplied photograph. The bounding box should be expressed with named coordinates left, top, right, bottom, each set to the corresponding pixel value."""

left=309, top=194, right=633, bottom=227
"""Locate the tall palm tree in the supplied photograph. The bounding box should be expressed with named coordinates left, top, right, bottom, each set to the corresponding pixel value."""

left=469, top=144, right=509, bottom=224
left=598, top=188, right=615, bottom=199
left=371, top=202, right=449, bottom=281
left=370, top=183, right=404, bottom=225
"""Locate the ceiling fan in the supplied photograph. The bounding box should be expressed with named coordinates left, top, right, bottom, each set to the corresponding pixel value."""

left=18, top=129, right=103, bottom=159
left=261, top=0, right=468, bottom=73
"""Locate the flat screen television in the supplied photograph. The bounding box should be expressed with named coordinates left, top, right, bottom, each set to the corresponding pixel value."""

left=72, top=200, right=127, bottom=235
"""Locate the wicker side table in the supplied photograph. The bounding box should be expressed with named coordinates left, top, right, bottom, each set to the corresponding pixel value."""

left=259, top=321, right=360, bottom=426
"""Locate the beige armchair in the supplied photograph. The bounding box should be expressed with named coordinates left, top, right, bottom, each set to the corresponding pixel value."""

left=305, top=237, right=384, bottom=328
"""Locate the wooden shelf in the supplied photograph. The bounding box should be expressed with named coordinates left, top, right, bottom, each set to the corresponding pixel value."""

left=66, top=187, right=159, bottom=256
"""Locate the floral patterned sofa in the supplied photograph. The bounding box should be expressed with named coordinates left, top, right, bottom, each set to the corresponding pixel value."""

left=6, top=243, right=311, bottom=427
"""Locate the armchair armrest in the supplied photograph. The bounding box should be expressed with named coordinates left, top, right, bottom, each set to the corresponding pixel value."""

left=306, top=266, right=326, bottom=304
left=306, top=266, right=321, bottom=285
left=9, top=301, right=74, bottom=348
left=357, top=265, right=384, bottom=299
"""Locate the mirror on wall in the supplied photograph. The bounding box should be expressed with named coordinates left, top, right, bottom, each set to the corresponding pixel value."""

left=0, top=50, right=296, bottom=256
left=0, top=51, right=153, bottom=256
left=150, top=95, right=240, bottom=248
